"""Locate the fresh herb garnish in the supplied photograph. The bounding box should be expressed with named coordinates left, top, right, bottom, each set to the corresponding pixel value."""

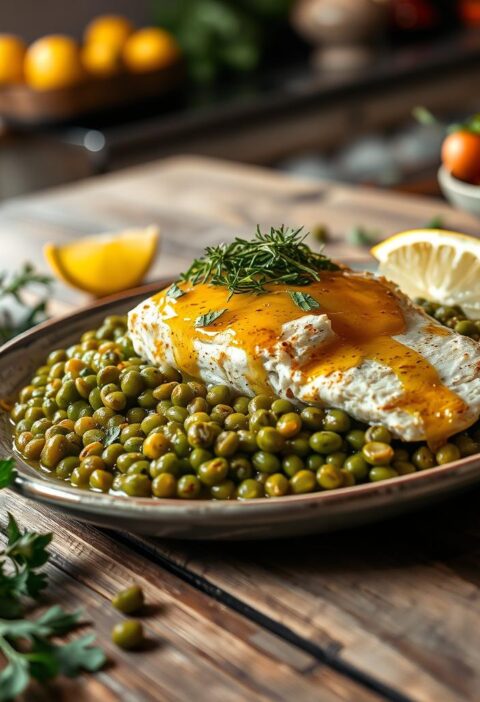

left=0, top=606, right=105, bottom=700
left=412, top=106, right=438, bottom=126
left=289, top=291, right=320, bottom=311
left=447, top=113, right=480, bottom=135
left=413, top=106, right=480, bottom=135
left=195, top=309, right=228, bottom=327
left=425, top=215, right=445, bottom=229
left=180, top=226, right=339, bottom=298
left=347, top=226, right=380, bottom=248
left=0, top=264, right=52, bottom=345
left=0, top=459, right=15, bottom=490
left=167, top=282, right=186, bottom=299
left=0, top=512, right=52, bottom=618
left=103, top=425, right=122, bottom=446
left=0, top=463, right=105, bottom=697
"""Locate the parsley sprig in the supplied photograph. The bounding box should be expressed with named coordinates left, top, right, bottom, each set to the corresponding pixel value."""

left=0, top=511, right=51, bottom=618
left=0, top=607, right=105, bottom=701
left=180, top=226, right=339, bottom=299
left=0, top=459, right=105, bottom=699
left=0, top=460, right=15, bottom=491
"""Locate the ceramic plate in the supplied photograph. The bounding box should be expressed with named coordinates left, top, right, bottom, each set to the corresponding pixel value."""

left=2, top=282, right=480, bottom=540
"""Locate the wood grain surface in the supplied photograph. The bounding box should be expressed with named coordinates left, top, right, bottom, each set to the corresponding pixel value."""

left=2, top=156, right=480, bottom=702
left=1, top=492, right=379, bottom=702
left=1, top=155, right=479, bottom=308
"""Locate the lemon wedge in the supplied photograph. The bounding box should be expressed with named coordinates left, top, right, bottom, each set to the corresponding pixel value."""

left=44, top=225, right=159, bottom=297
left=371, top=229, right=480, bottom=318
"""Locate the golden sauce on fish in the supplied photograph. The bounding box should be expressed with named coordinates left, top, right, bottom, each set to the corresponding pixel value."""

left=149, top=272, right=466, bottom=445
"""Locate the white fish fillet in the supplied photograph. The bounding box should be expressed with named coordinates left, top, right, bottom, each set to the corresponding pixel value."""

left=128, top=277, right=480, bottom=442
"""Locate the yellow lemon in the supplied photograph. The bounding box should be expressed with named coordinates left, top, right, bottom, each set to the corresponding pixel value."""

left=82, top=41, right=122, bottom=78
left=372, top=228, right=480, bottom=318
left=44, top=225, right=160, bottom=297
left=0, top=34, right=26, bottom=84
left=24, top=35, right=84, bottom=91
left=122, top=28, right=180, bottom=74
left=84, top=15, right=134, bottom=49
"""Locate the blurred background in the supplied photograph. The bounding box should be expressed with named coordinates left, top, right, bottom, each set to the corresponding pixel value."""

left=1, top=0, right=480, bottom=201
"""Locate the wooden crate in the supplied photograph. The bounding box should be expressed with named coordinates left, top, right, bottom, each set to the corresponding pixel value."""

left=0, top=61, right=184, bottom=125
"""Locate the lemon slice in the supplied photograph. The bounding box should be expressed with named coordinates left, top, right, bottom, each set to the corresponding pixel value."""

left=44, top=225, right=159, bottom=297
left=371, top=229, right=480, bottom=318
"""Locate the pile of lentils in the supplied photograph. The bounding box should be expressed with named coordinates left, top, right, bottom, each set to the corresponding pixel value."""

left=10, top=313, right=480, bottom=500
left=415, top=298, right=480, bottom=339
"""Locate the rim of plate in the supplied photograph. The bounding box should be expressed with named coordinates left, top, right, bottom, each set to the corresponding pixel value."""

left=3, top=279, right=480, bottom=515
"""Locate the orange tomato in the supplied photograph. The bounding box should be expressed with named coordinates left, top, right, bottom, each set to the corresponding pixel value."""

left=441, top=130, right=480, bottom=184
left=122, top=28, right=180, bottom=74
left=24, top=35, right=84, bottom=90
left=0, top=34, right=26, bottom=84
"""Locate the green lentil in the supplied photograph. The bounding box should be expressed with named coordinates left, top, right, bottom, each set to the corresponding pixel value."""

left=112, top=620, right=144, bottom=650
left=177, top=474, right=202, bottom=499
left=290, top=469, right=317, bottom=494
left=237, top=478, right=264, bottom=499
left=152, top=473, right=177, bottom=498
left=369, top=466, right=398, bottom=482
left=265, top=473, right=289, bottom=497
left=112, top=585, right=144, bottom=614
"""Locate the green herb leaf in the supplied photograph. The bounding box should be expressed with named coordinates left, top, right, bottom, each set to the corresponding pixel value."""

left=0, top=459, right=15, bottom=489
left=289, top=291, right=320, bottom=311
left=0, top=653, right=30, bottom=700
left=195, top=309, right=228, bottom=327
left=412, top=106, right=438, bottom=126
left=0, top=513, right=52, bottom=618
left=103, top=425, right=121, bottom=447
left=167, top=282, right=186, bottom=299
left=32, top=605, right=82, bottom=637
left=425, top=215, right=445, bottom=229
left=447, top=113, right=480, bottom=135
left=5, top=514, right=20, bottom=545
left=0, top=607, right=105, bottom=699
left=52, top=632, right=106, bottom=676
left=181, top=226, right=339, bottom=298
left=6, top=526, right=52, bottom=570
left=347, top=226, right=379, bottom=248
left=0, top=607, right=78, bottom=641
left=0, top=264, right=52, bottom=345
left=0, top=503, right=105, bottom=698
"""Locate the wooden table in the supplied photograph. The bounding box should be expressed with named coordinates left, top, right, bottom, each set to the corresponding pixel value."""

left=2, top=157, right=480, bottom=702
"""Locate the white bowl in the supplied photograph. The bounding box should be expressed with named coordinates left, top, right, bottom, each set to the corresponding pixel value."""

left=438, top=165, right=480, bottom=218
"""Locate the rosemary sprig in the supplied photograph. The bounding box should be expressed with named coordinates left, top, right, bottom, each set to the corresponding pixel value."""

left=0, top=264, right=52, bottom=345
left=179, top=226, right=338, bottom=298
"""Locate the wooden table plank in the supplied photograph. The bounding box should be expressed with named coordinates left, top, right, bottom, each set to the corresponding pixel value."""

left=129, top=488, right=480, bottom=702
left=1, top=492, right=379, bottom=702
left=3, top=156, right=480, bottom=701
left=1, top=156, right=479, bottom=306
